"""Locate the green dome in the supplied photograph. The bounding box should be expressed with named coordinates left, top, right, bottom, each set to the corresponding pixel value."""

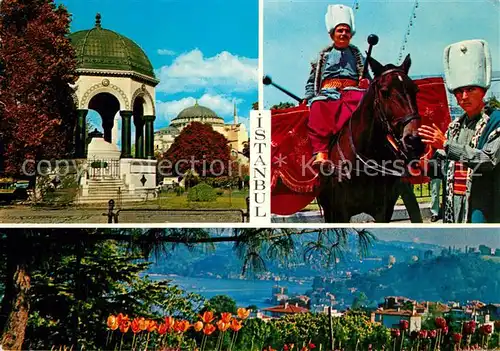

left=69, top=14, right=155, bottom=78
left=176, top=102, right=220, bottom=119
left=170, top=101, right=225, bottom=129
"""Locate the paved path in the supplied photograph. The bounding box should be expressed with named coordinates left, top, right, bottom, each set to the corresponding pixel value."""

left=0, top=204, right=245, bottom=224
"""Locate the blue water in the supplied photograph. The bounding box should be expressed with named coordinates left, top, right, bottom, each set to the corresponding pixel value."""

left=150, top=275, right=310, bottom=308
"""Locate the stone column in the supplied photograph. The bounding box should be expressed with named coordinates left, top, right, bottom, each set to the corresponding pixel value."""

left=75, top=109, right=88, bottom=158
left=143, top=115, right=156, bottom=159
left=120, top=110, right=132, bottom=158
left=134, top=117, right=145, bottom=159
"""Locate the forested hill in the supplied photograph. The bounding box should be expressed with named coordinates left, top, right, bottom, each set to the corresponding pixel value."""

left=346, top=254, right=500, bottom=304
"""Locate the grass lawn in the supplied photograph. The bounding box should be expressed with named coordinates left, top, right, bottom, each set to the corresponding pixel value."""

left=138, top=189, right=249, bottom=210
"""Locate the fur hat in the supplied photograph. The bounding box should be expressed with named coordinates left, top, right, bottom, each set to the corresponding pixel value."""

left=325, top=4, right=355, bottom=35
left=443, top=39, right=491, bottom=92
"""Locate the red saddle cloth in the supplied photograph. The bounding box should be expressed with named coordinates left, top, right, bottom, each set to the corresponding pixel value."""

left=271, top=77, right=451, bottom=216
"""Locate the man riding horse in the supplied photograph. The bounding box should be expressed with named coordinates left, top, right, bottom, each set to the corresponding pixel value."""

left=305, top=4, right=370, bottom=170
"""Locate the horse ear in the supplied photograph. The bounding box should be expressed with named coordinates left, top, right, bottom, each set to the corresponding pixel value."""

left=367, top=56, right=385, bottom=77
left=400, top=54, right=412, bottom=74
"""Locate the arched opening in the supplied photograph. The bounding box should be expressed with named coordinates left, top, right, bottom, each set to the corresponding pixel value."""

left=88, top=92, right=120, bottom=144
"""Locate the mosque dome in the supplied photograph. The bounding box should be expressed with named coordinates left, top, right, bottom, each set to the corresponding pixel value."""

left=170, top=101, right=225, bottom=130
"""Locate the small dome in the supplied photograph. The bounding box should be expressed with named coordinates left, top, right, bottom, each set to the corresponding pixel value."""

left=69, top=13, right=155, bottom=78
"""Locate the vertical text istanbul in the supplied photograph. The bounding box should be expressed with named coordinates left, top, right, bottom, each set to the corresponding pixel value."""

left=252, top=112, right=267, bottom=217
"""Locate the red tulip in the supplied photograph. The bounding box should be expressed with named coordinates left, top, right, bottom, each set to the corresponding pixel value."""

left=428, top=330, right=437, bottom=339
left=464, top=321, right=476, bottom=335
left=435, top=317, right=447, bottom=329
left=399, top=320, right=409, bottom=330
left=442, top=326, right=449, bottom=335
left=452, top=333, right=463, bottom=343
left=480, top=324, right=493, bottom=335
left=391, top=329, right=401, bottom=338
left=308, top=343, right=316, bottom=349
left=419, top=330, right=428, bottom=339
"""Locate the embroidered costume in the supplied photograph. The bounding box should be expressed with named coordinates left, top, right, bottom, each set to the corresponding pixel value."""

left=436, top=39, right=500, bottom=223
left=305, top=4, right=368, bottom=156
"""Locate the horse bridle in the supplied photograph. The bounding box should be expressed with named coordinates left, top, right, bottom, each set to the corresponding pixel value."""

left=337, top=69, right=421, bottom=177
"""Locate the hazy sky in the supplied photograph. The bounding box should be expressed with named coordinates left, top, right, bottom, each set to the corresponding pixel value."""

left=372, top=228, right=500, bottom=250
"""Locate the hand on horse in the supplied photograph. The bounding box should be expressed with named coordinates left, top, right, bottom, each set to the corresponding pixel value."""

left=418, top=124, right=447, bottom=150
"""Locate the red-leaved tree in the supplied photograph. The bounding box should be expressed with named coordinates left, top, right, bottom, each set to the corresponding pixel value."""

left=161, top=122, right=231, bottom=177
left=0, top=0, right=77, bottom=178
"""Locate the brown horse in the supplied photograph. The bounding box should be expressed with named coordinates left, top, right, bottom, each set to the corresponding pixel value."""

left=318, top=54, right=425, bottom=222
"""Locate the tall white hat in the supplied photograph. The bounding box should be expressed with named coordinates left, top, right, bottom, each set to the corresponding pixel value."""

left=443, top=39, right=492, bottom=92
left=325, top=4, right=355, bottom=35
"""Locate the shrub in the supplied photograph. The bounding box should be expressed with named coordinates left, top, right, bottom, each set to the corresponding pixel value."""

left=187, top=183, right=216, bottom=202
left=175, top=186, right=185, bottom=196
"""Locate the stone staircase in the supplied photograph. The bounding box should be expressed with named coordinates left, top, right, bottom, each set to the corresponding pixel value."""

left=76, top=178, right=145, bottom=205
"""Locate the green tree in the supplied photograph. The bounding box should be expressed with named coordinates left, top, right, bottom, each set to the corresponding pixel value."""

left=351, top=292, right=368, bottom=310
left=271, top=102, right=296, bottom=110
left=206, top=295, right=238, bottom=314
left=486, top=95, right=500, bottom=110
left=0, top=227, right=374, bottom=350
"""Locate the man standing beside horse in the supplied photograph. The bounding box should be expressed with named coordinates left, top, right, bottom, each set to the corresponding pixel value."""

left=419, top=39, right=500, bottom=223
left=304, top=4, right=369, bottom=169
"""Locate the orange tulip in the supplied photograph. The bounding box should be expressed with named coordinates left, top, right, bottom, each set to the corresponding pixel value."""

left=131, top=318, right=141, bottom=334
left=138, top=317, right=148, bottom=331
left=230, top=319, right=242, bottom=332
left=117, top=313, right=129, bottom=325
left=203, top=323, right=216, bottom=335
left=216, top=320, right=230, bottom=332
left=157, top=323, right=168, bottom=335
left=237, top=308, right=250, bottom=320
left=119, top=320, right=131, bottom=333
left=164, top=316, right=175, bottom=331
left=193, top=321, right=204, bottom=332
left=174, top=320, right=191, bottom=333
left=200, top=311, right=216, bottom=324
left=147, top=320, right=158, bottom=333
left=220, top=312, right=232, bottom=323
left=107, top=315, right=119, bottom=331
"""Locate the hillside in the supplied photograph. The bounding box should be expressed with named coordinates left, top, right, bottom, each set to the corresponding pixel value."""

left=343, top=253, right=500, bottom=304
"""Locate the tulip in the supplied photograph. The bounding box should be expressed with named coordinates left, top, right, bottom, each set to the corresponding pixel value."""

left=203, top=323, right=216, bottom=335
left=174, top=319, right=190, bottom=333
left=452, top=333, right=462, bottom=343
left=230, top=319, right=242, bottom=332
left=435, top=317, right=447, bottom=329
left=131, top=318, right=141, bottom=334
left=481, top=324, right=493, bottom=335
left=137, top=317, right=148, bottom=331
left=116, top=313, right=129, bottom=326
left=464, top=320, right=476, bottom=335
left=164, top=316, right=175, bottom=332
left=399, top=320, right=409, bottom=331
left=419, top=330, right=428, bottom=339
left=107, top=315, right=119, bottom=331
left=237, top=308, right=250, bottom=320
left=146, top=320, right=157, bottom=333
left=220, top=312, right=232, bottom=323
left=157, top=322, right=168, bottom=335
left=200, top=311, right=216, bottom=324
left=391, top=329, right=401, bottom=338
left=428, top=330, right=437, bottom=339
left=194, top=321, right=204, bottom=332
left=119, top=320, right=131, bottom=333
left=308, top=343, right=316, bottom=349
left=217, top=319, right=230, bottom=332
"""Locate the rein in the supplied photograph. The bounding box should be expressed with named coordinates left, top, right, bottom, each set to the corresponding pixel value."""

left=336, top=69, right=420, bottom=177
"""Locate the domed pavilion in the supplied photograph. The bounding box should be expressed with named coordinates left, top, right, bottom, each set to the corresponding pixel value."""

left=70, top=13, right=158, bottom=160
left=69, top=13, right=159, bottom=203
